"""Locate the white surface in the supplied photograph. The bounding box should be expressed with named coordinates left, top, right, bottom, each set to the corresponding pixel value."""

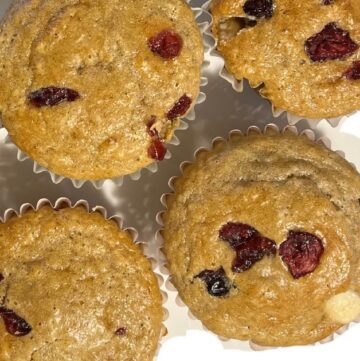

left=0, top=0, right=359, bottom=359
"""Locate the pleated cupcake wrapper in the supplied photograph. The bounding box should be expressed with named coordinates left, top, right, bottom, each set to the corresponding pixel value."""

left=0, top=2, right=210, bottom=190
left=0, top=197, right=169, bottom=360
left=201, top=0, right=357, bottom=129
left=155, top=123, right=359, bottom=352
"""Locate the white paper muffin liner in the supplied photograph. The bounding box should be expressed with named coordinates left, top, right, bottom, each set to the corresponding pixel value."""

left=155, top=123, right=360, bottom=351
left=0, top=197, right=168, bottom=359
left=201, top=0, right=357, bottom=129
left=0, top=1, right=210, bottom=190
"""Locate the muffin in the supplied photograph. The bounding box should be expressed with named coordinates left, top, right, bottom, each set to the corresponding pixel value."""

left=0, top=206, right=163, bottom=360
left=0, top=0, right=203, bottom=180
left=162, top=128, right=360, bottom=347
left=210, top=0, right=360, bottom=119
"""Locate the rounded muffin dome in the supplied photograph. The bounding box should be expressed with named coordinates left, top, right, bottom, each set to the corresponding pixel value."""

left=0, top=0, right=204, bottom=179
left=211, top=0, right=360, bottom=119
left=0, top=206, right=163, bottom=361
left=163, top=129, right=360, bottom=346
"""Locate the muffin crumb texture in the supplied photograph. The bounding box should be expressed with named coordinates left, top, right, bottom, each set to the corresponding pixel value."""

left=211, top=0, right=360, bottom=118
left=163, top=132, right=360, bottom=346
left=0, top=207, right=163, bottom=361
left=0, top=0, right=203, bottom=180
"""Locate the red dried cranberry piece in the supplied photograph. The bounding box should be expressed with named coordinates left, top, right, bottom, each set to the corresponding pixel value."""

left=148, top=138, right=166, bottom=161
left=219, top=222, right=277, bottom=272
left=146, top=115, right=167, bottom=160
left=167, top=95, right=192, bottom=120
left=343, top=61, right=360, bottom=80
left=279, top=231, right=324, bottom=279
left=147, top=116, right=159, bottom=138
left=115, top=327, right=127, bottom=336
left=0, top=274, right=3, bottom=282
left=243, top=0, right=273, bottom=19
left=219, top=222, right=257, bottom=248
left=232, top=236, right=277, bottom=273
left=305, top=22, right=358, bottom=62
left=195, top=267, right=230, bottom=297
left=148, top=29, right=183, bottom=60
left=28, top=87, right=80, bottom=107
left=0, top=307, right=32, bottom=336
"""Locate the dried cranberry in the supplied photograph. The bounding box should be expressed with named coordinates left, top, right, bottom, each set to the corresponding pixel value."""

left=219, top=222, right=257, bottom=248
left=232, top=235, right=277, bottom=273
left=115, top=327, right=127, bottom=336
left=146, top=116, right=156, bottom=130
left=219, top=222, right=277, bottom=272
left=148, top=29, right=183, bottom=59
left=195, top=267, right=230, bottom=297
left=279, top=231, right=324, bottom=279
left=28, top=87, right=80, bottom=107
left=148, top=138, right=166, bottom=161
left=322, top=0, right=333, bottom=4
left=343, top=61, right=360, bottom=80
left=0, top=307, right=32, bottom=336
left=167, top=95, right=192, bottom=120
left=305, top=22, right=358, bottom=62
left=243, top=0, right=274, bottom=19
left=147, top=116, right=159, bottom=138
left=0, top=274, right=3, bottom=283
left=146, top=115, right=166, bottom=160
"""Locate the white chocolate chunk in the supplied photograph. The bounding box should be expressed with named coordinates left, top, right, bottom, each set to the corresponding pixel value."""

left=325, top=291, right=360, bottom=324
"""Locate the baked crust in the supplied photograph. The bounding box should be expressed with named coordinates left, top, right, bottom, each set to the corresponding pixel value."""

left=0, top=0, right=203, bottom=179
left=163, top=131, right=360, bottom=346
left=211, top=0, right=360, bottom=119
left=0, top=206, right=163, bottom=361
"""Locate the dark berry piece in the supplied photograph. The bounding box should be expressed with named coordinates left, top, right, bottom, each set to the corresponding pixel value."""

left=343, top=61, right=360, bottom=80
left=28, top=87, right=80, bottom=107
left=0, top=307, right=32, bottom=336
left=146, top=116, right=156, bottom=129
left=322, top=0, right=334, bottom=4
left=219, top=222, right=257, bottom=248
left=167, top=94, right=192, bottom=120
left=146, top=116, right=158, bottom=138
left=148, top=138, right=166, bottom=161
left=146, top=115, right=166, bottom=161
left=219, top=222, right=277, bottom=272
left=305, top=22, right=358, bottom=62
left=0, top=274, right=3, bottom=282
left=148, top=29, right=183, bottom=60
left=115, top=327, right=127, bottom=336
left=279, top=231, right=324, bottom=279
left=232, top=236, right=277, bottom=273
left=195, top=267, right=230, bottom=297
left=243, top=0, right=274, bottom=19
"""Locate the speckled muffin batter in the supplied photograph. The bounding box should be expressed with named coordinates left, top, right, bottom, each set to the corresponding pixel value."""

left=163, top=130, right=360, bottom=346
left=0, top=206, right=163, bottom=361
left=0, top=0, right=203, bottom=180
left=211, top=0, right=360, bottom=119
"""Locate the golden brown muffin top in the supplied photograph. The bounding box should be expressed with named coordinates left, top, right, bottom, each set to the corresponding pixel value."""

left=0, top=0, right=203, bottom=180
left=163, top=130, right=360, bottom=346
left=211, top=0, right=360, bottom=119
left=0, top=206, right=163, bottom=361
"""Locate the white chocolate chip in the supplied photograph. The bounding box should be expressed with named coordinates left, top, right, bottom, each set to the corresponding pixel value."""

left=325, top=291, right=360, bottom=324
